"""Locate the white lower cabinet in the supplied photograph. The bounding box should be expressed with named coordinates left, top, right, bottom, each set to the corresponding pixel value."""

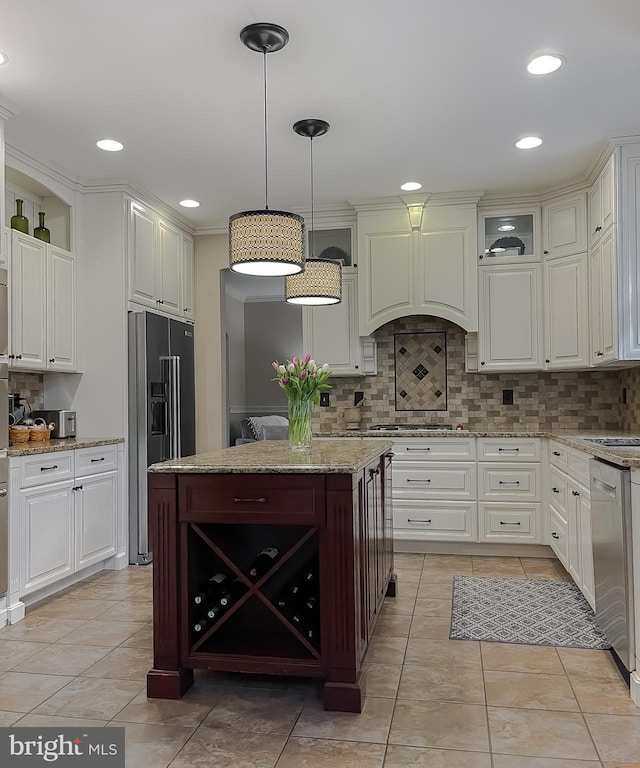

left=394, top=500, right=476, bottom=541
left=75, top=470, right=118, bottom=570
left=479, top=502, right=541, bottom=543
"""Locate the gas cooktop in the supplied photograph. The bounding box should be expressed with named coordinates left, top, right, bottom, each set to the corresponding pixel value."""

left=585, top=437, right=640, bottom=447
left=368, top=424, right=453, bottom=431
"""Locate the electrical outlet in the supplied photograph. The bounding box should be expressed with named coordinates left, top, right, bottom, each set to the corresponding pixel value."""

left=623, top=387, right=628, bottom=405
left=354, top=391, right=364, bottom=405
left=320, top=392, right=330, bottom=407
left=502, top=389, right=514, bottom=405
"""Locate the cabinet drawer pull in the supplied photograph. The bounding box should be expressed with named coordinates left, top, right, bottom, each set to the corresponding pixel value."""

left=594, top=225, right=602, bottom=233
left=72, top=485, right=84, bottom=492
left=384, top=452, right=395, bottom=458
left=571, top=489, right=580, bottom=497
left=408, top=518, right=431, bottom=523
left=90, top=457, right=105, bottom=463
left=552, top=451, right=561, bottom=456
left=551, top=532, right=560, bottom=539
left=498, top=480, right=520, bottom=485
left=40, top=465, right=59, bottom=472
left=15, top=354, right=22, bottom=359
left=552, top=487, right=559, bottom=493
left=233, top=497, right=267, bottom=503
left=406, top=447, right=429, bottom=451
left=498, top=447, right=520, bottom=452
left=499, top=520, right=521, bottom=525
left=406, top=478, right=431, bottom=483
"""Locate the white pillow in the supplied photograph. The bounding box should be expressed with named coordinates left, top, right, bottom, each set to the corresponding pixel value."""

left=247, top=415, right=289, bottom=440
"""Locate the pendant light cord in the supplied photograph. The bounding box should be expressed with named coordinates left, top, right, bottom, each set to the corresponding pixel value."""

left=310, top=136, right=315, bottom=259
left=263, top=49, right=269, bottom=210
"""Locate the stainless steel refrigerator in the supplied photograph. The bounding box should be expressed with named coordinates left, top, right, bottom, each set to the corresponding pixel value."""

left=0, top=269, right=7, bottom=594
left=128, top=311, right=195, bottom=564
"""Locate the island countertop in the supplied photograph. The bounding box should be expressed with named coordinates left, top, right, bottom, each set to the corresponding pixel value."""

left=148, top=438, right=394, bottom=474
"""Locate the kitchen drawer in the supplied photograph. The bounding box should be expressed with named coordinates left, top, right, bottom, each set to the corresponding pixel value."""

left=477, top=438, right=541, bottom=462
left=178, top=475, right=325, bottom=524
left=549, top=465, right=569, bottom=514
left=478, top=463, right=541, bottom=500
left=549, top=505, right=568, bottom=568
left=392, top=438, right=476, bottom=461
left=20, top=451, right=74, bottom=488
left=75, top=445, right=119, bottom=477
left=549, top=440, right=568, bottom=470
left=393, top=463, right=476, bottom=500
left=478, top=502, right=541, bottom=543
left=393, top=500, right=476, bottom=540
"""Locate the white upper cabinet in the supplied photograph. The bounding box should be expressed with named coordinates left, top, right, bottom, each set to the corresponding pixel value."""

left=479, top=209, right=540, bottom=263
left=543, top=193, right=588, bottom=259
left=544, top=252, right=589, bottom=369
left=590, top=230, right=617, bottom=364
left=478, top=263, right=543, bottom=371
left=357, top=203, right=478, bottom=335
left=181, top=233, right=194, bottom=320
left=128, top=202, right=157, bottom=309
left=158, top=220, right=181, bottom=314
left=589, top=154, right=615, bottom=247
left=47, top=245, right=77, bottom=371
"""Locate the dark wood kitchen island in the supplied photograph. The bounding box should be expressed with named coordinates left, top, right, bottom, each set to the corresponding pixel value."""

left=146, top=438, right=396, bottom=712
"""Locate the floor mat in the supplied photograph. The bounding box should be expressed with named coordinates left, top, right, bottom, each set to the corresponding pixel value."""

left=449, top=575, right=611, bottom=648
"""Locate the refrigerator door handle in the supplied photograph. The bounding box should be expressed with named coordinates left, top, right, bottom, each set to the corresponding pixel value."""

left=162, top=355, right=181, bottom=459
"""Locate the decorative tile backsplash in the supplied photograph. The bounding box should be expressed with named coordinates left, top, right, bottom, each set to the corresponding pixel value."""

left=395, top=332, right=447, bottom=411
left=313, top=315, right=624, bottom=433
left=8, top=371, right=45, bottom=413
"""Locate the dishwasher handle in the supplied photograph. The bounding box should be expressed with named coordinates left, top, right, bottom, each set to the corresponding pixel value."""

left=592, top=477, right=618, bottom=497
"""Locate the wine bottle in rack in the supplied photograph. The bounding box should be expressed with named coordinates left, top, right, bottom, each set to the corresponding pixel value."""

left=193, top=572, right=229, bottom=607
left=247, top=546, right=280, bottom=580
left=193, top=616, right=210, bottom=634
left=218, top=579, right=246, bottom=608
left=206, top=604, right=222, bottom=622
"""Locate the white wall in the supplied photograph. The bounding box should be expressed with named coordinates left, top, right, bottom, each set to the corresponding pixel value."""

left=224, top=287, right=246, bottom=410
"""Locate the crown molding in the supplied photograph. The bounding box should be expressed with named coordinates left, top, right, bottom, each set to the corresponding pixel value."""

left=6, top=144, right=83, bottom=193
left=350, top=190, right=484, bottom=212
left=0, top=93, right=20, bottom=121
left=224, top=284, right=245, bottom=303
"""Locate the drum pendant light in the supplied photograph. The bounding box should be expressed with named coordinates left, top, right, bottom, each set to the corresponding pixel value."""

left=229, top=24, right=305, bottom=277
left=286, top=119, right=342, bottom=305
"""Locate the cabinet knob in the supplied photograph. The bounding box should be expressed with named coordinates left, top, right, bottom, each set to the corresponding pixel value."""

left=158, top=299, right=164, bottom=304
left=552, top=487, right=559, bottom=493
left=184, top=308, right=190, bottom=312
left=551, top=532, right=560, bottom=539
left=595, top=225, right=602, bottom=232
left=552, top=451, right=561, bottom=456
left=596, top=351, right=603, bottom=357
left=572, top=489, right=580, bottom=497
left=543, top=250, right=549, bottom=254
left=479, top=254, right=484, bottom=260
left=480, top=361, right=485, bottom=366
left=8, top=354, right=14, bottom=359
left=49, top=358, right=55, bottom=363
left=354, top=365, right=359, bottom=369
left=545, top=359, right=550, bottom=363
left=15, top=354, right=22, bottom=359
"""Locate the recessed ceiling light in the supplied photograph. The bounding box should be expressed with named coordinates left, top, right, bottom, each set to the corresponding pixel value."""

left=515, top=136, right=543, bottom=150
left=527, top=53, right=564, bottom=75
left=96, top=139, right=124, bottom=152
left=498, top=224, right=516, bottom=232
left=0, top=50, right=9, bottom=66
left=400, top=181, right=422, bottom=191
left=179, top=199, right=200, bottom=208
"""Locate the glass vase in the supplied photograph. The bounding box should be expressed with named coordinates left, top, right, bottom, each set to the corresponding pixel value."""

left=33, top=211, right=50, bottom=243
left=288, top=397, right=313, bottom=450
left=10, top=199, right=29, bottom=234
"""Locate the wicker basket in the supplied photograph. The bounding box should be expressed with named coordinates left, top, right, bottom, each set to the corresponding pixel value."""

left=9, top=427, right=30, bottom=444
left=29, top=427, right=50, bottom=443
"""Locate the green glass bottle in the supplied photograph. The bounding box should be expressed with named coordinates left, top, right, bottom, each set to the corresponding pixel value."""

left=33, top=211, right=50, bottom=243
left=10, top=199, right=29, bottom=234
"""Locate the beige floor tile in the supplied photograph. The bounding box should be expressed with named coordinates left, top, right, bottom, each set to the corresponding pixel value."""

left=0, top=640, right=50, bottom=670
left=100, top=567, right=153, bottom=584
left=393, top=554, right=425, bottom=571
left=381, top=597, right=416, bottom=616
left=520, top=558, right=572, bottom=581
left=570, top=671, right=640, bottom=715
left=68, top=583, right=143, bottom=600
left=30, top=598, right=118, bottom=620
left=585, top=713, right=640, bottom=762
left=412, top=597, right=451, bottom=617
left=55, top=620, right=146, bottom=647
left=389, top=699, right=489, bottom=751
left=422, top=556, right=473, bottom=575
left=97, top=601, right=154, bottom=623
left=558, top=648, right=622, bottom=680
left=128, top=588, right=153, bottom=602
left=201, top=687, right=306, bottom=735
left=33, top=677, right=145, bottom=719
left=0, top=710, right=25, bottom=725
left=362, top=662, right=402, bottom=698
left=398, top=584, right=418, bottom=599
left=0, top=671, right=74, bottom=712
left=384, top=745, right=491, bottom=768
left=488, top=706, right=598, bottom=760
left=15, top=714, right=108, bottom=727
left=82, top=646, right=152, bottom=681
left=292, top=696, right=395, bottom=744
left=416, top=580, right=453, bottom=599
left=108, top=722, right=194, bottom=768
left=364, top=636, right=407, bottom=664
left=472, top=556, right=526, bottom=577
left=484, top=670, right=579, bottom=711
left=12, top=643, right=112, bottom=676
left=416, top=571, right=456, bottom=587
left=373, top=613, right=412, bottom=637
left=393, top=569, right=421, bottom=586
left=0, top=616, right=87, bottom=643
left=409, top=615, right=451, bottom=640
left=492, top=757, right=601, bottom=768
left=404, top=637, right=480, bottom=668
left=168, top=724, right=285, bottom=768
left=480, top=643, right=564, bottom=674
left=398, top=663, right=485, bottom=703
left=278, top=737, right=386, bottom=768
left=120, top=623, right=153, bottom=649
left=113, top=690, right=212, bottom=727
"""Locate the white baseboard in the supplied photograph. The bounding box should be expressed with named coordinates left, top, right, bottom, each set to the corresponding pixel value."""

left=393, top=540, right=554, bottom=558
left=7, top=600, right=25, bottom=624
left=0, top=606, right=7, bottom=627
left=104, top=552, right=128, bottom=571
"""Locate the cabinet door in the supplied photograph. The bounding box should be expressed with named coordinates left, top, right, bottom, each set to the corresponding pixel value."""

left=578, top=489, right=595, bottom=609
left=589, top=174, right=602, bottom=247
left=589, top=242, right=603, bottom=364
left=158, top=220, right=181, bottom=315
left=543, top=193, right=587, bottom=259
left=75, top=470, right=118, bottom=570
left=364, top=465, right=378, bottom=628
left=20, top=480, right=74, bottom=595
left=478, top=264, right=543, bottom=371
left=302, top=270, right=362, bottom=375
left=47, top=246, right=76, bottom=371
left=566, top=484, right=582, bottom=586
left=544, top=252, right=589, bottom=369
left=600, top=229, right=617, bottom=362
left=10, top=232, right=46, bottom=370
left=128, top=202, right=157, bottom=309
left=181, top=234, right=194, bottom=320
left=601, top=154, right=615, bottom=232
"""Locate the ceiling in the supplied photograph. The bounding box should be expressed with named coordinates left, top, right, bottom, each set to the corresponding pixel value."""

left=1, top=0, right=640, bottom=231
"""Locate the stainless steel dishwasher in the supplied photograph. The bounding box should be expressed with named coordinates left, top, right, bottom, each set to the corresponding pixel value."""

left=590, top=458, right=634, bottom=679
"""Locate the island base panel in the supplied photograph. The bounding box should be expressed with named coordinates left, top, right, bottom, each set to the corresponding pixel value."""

left=323, top=671, right=366, bottom=712
left=147, top=668, right=193, bottom=699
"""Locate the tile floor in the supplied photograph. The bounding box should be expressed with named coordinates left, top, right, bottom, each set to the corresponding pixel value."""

left=0, top=554, right=638, bottom=767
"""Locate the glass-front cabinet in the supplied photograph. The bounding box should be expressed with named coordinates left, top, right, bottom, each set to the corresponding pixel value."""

left=478, top=208, right=541, bottom=263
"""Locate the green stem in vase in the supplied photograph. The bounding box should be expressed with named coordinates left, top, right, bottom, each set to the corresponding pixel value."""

left=288, top=397, right=313, bottom=450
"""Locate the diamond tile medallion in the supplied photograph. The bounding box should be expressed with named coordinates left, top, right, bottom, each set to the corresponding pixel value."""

left=394, top=331, right=447, bottom=410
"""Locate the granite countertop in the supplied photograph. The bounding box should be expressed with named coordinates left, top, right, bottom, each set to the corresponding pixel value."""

left=314, top=429, right=547, bottom=438
left=148, top=438, right=394, bottom=474
left=8, top=437, right=125, bottom=457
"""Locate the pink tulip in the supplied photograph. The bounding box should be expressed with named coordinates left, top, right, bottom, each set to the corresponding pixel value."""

left=301, top=370, right=307, bottom=379
left=305, top=353, right=311, bottom=362
left=272, top=361, right=278, bottom=369
left=282, top=377, right=288, bottom=385
left=292, top=357, right=298, bottom=366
